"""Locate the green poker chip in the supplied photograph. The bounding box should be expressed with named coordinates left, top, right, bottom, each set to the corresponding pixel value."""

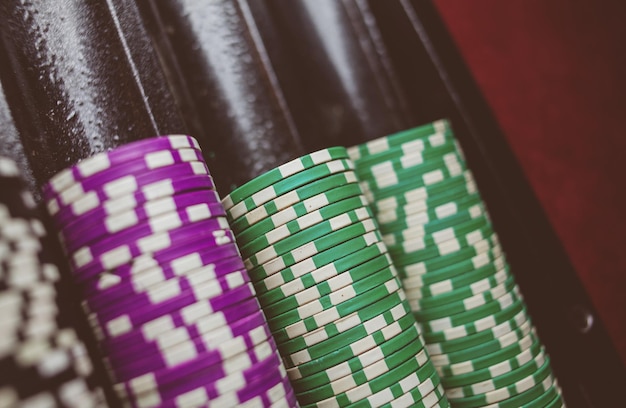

left=419, top=286, right=521, bottom=333
left=386, top=218, right=495, bottom=262
left=440, top=329, right=541, bottom=389
left=267, top=276, right=402, bottom=332
left=353, top=139, right=458, bottom=181
left=381, top=202, right=488, bottom=244
left=415, top=276, right=517, bottom=321
left=353, top=368, right=444, bottom=408
left=286, top=304, right=414, bottom=368
left=256, top=239, right=387, bottom=300
left=262, top=255, right=395, bottom=317
left=237, top=183, right=363, bottom=243
left=446, top=350, right=548, bottom=399
left=360, top=152, right=466, bottom=196
left=276, top=289, right=408, bottom=353
left=248, top=217, right=378, bottom=280
left=423, top=295, right=525, bottom=344
left=367, top=170, right=475, bottom=214
left=228, top=158, right=355, bottom=219
left=309, top=351, right=436, bottom=408
left=348, top=119, right=451, bottom=162
left=534, top=387, right=563, bottom=408
left=425, top=307, right=530, bottom=356
left=290, top=315, right=424, bottom=392
left=397, top=237, right=496, bottom=284
left=286, top=312, right=418, bottom=376
left=411, top=254, right=510, bottom=310
left=224, top=146, right=350, bottom=209
left=405, top=261, right=510, bottom=305
left=241, top=203, right=372, bottom=261
left=376, top=189, right=482, bottom=226
left=448, top=356, right=553, bottom=407
left=295, top=334, right=426, bottom=404
left=403, top=246, right=505, bottom=293
left=437, top=331, right=541, bottom=377
left=380, top=382, right=448, bottom=408
left=230, top=171, right=360, bottom=234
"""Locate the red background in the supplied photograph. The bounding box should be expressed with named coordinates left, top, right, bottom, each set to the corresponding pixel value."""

left=433, top=0, right=626, bottom=363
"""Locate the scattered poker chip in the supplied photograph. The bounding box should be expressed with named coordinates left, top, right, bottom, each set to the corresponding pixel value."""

left=349, top=120, right=564, bottom=406
left=0, top=156, right=105, bottom=406
left=43, top=138, right=294, bottom=407
left=224, top=147, right=443, bottom=406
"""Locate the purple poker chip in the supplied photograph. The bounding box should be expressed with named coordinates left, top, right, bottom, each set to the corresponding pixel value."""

left=45, top=135, right=201, bottom=196
left=49, top=174, right=216, bottom=225
left=190, top=343, right=282, bottom=401
left=100, top=296, right=262, bottom=356
left=84, top=254, right=244, bottom=310
left=94, top=282, right=257, bottom=339
left=63, top=199, right=224, bottom=252
left=51, top=160, right=211, bottom=208
left=111, top=310, right=270, bottom=381
left=114, top=330, right=278, bottom=403
left=69, top=215, right=230, bottom=273
left=62, top=189, right=223, bottom=245
left=72, top=218, right=233, bottom=280
left=64, top=208, right=227, bottom=259
left=76, top=228, right=239, bottom=289
left=234, top=361, right=287, bottom=405
left=131, top=344, right=282, bottom=408
left=80, top=243, right=242, bottom=298
left=281, top=386, right=297, bottom=408
left=108, top=308, right=268, bottom=375
left=88, top=266, right=250, bottom=320
left=162, top=365, right=292, bottom=408
left=44, top=147, right=205, bottom=203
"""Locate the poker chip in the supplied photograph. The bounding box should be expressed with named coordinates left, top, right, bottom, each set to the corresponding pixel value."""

left=43, top=138, right=294, bottom=407
left=224, top=147, right=444, bottom=407
left=0, top=156, right=105, bottom=406
left=348, top=120, right=565, bottom=406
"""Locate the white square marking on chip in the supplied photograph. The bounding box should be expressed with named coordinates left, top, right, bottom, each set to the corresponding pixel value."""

left=423, top=170, right=444, bottom=185
left=151, top=212, right=182, bottom=232
left=60, top=183, right=84, bottom=205
left=326, top=160, right=347, bottom=173
left=171, top=253, right=203, bottom=275
left=145, top=197, right=176, bottom=218
left=191, top=162, right=206, bottom=174
left=106, top=212, right=138, bottom=233
left=138, top=234, right=171, bottom=253
left=367, top=138, right=389, bottom=154
left=142, top=179, right=174, bottom=201
left=179, top=149, right=198, bottom=162
left=402, top=139, right=425, bottom=155
left=143, top=316, right=174, bottom=339
left=73, top=247, right=93, bottom=268
left=168, top=135, right=191, bottom=149
left=401, top=152, right=424, bottom=168
left=145, top=151, right=175, bottom=169
left=102, top=246, right=132, bottom=269
left=79, top=155, right=111, bottom=177
left=280, top=160, right=305, bottom=178
left=148, top=280, right=181, bottom=303
left=105, top=176, right=137, bottom=198
left=107, top=315, right=132, bottom=337
left=175, top=387, right=207, bottom=407
left=310, top=149, right=332, bottom=164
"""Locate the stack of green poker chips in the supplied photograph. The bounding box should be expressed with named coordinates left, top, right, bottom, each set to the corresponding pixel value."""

left=349, top=119, right=565, bottom=407
left=223, top=147, right=449, bottom=407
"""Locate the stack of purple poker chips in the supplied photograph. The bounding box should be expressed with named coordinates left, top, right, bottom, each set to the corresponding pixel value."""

left=43, top=136, right=296, bottom=407
left=0, top=157, right=106, bottom=407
